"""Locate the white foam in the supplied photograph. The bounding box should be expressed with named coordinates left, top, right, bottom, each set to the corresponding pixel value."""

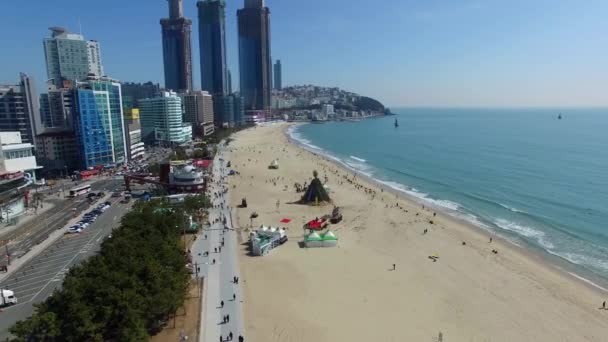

left=566, top=272, right=608, bottom=293
left=350, top=155, right=367, bottom=163
left=494, top=219, right=555, bottom=249
left=499, top=203, right=526, bottom=214
left=287, top=126, right=323, bottom=151
left=376, top=179, right=461, bottom=211
left=549, top=251, right=608, bottom=274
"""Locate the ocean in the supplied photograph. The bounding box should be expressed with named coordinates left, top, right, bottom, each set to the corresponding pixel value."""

left=288, top=108, right=608, bottom=288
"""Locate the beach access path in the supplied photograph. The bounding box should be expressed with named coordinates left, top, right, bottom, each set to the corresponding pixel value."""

left=191, top=145, right=245, bottom=342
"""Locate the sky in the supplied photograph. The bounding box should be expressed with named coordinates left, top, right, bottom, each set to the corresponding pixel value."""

left=1, top=0, right=607, bottom=107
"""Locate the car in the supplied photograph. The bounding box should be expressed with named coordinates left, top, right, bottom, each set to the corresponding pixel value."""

left=67, top=228, right=82, bottom=234
left=86, top=193, right=97, bottom=199
left=112, top=192, right=122, bottom=198
left=104, top=201, right=111, bottom=206
left=97, top=191, right=105, bottom=197
left=78, top=222, right=90, bottom=228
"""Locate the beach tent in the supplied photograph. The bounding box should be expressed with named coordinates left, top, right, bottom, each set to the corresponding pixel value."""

left=322, top=231, right=338, bottom=247
left=269, top=159, right=279, bottom=169
left=305, top=232, right=323, bottom=248
left=305, top=218, right=327, bottom=231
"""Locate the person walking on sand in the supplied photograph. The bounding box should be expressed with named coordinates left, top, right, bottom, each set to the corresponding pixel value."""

left=392, top=264, right=396, bottom=271
left=603, top=301, right=606, bottom=310
left=233, top=293, right=236, bottom=301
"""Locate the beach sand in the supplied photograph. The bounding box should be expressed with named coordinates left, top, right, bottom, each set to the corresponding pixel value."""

left=226, top=123, right=608, bottom=342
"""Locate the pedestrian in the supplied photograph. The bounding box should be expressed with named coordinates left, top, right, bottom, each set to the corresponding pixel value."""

left=229, top=332, right=233, bottom=340
left=213, top=259, right=216, bottom=264
left=392, top=264, right=396, bottom=271
left=214, top=247, right=217, bottom=253
left=221, top=300, right=224, bottom=308
left=603, top=301, right=606, bottom=310
left=239, top=335, right=244, bottom=342
left=220, top=335, right=222, bottom=342
left=227, top=314, right=230, bottom=322
left=489, top=237, right=493, bottom=243
left=233, top=293, right=236, bottom=301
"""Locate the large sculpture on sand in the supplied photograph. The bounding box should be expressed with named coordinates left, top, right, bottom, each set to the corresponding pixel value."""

left=300, top=170, right=331, bottom=204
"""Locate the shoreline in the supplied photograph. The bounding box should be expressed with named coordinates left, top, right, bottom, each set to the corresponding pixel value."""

left=285, top=122, right=608, bottom=296
left=228, top=123, right=608, bottom=341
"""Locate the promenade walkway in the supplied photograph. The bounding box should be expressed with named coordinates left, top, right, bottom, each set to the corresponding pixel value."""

left=192, top=146, right=246, bottom=342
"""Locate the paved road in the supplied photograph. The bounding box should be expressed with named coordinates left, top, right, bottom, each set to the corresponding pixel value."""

left=0, top=179, right=122, bottom=267
left=192, top=148, right=246, bottom=342
left=0, top=193, right=132, bottom=339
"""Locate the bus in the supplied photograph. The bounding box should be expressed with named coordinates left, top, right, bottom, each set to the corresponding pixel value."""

left=69, top=184, right=92, bottom=197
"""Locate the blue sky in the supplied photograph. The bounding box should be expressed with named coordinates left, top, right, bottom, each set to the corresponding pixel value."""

left=1, top=0, right=607, bottom=107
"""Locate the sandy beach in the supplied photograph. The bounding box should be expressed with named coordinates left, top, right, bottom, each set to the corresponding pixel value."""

left=226, top=123, right=608, bottom=342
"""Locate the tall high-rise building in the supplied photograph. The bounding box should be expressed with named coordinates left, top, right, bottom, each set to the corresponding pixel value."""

left=0, top=73, right=42, bottom=145
left=183, top=91, right=215, bottom=137
left=73, top=76, right=127, bottom=169
left=197, top=0, right=228, bottom=95
left=274, top=60, right=282, bottom=90
left=161, top=0, right=193, bottom=93
left=43, top=27, right=104, bottom=88
left=140, top=91, right=192, bottom=145
left=237, top=0, right=272, bottom=111
left=227, top=69, right=233, bottom=94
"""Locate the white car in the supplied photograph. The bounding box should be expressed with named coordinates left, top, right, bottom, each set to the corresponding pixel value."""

left=68, top=226, right=82, bottom=234
left=78, top=222, right=90, bottom=228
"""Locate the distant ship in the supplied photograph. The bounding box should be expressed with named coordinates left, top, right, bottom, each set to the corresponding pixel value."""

left=394, top=118, right=399, bottom=128
left=558, top=113, right=563, bottom=120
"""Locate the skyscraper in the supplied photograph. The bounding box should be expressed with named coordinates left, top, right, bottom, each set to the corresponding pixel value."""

left=43, top=27, right=104, bottom=88
left=237, top=0, right=272, bottom=111
left=274, top=59, right=282, bottom=90
left=198, top=0, right=228, bottom=95
left=0, top=73, right=42, bottom=145
left=161, top=0, right=193, bottom=93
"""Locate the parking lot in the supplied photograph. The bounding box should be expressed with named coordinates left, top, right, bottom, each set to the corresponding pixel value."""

left=0, top=198, right=132, bottom=339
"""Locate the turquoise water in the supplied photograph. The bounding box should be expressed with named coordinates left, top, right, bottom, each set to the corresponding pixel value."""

left=289, top=108, right=608, bottom=285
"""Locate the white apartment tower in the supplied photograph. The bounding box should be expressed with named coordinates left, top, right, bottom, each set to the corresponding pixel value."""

left=43, top=27, right=104, bottom=88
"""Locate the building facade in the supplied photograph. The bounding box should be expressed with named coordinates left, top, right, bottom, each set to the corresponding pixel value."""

left=74, top=77, right=127, bottom=169
left=215, top=94, right=245, bottom=127
left=183, top=91, right=215, bottom=137
left=274, top=59, right=282, bottom=90
left=43, top=27, right=104, bottom=88
left=198, top=0, right=228, bottom=96
left=140, top=91, right=192, bottom=145
left=0, top=132, right=42, bottom=180
left=35, top=132, right=79, bottom=175
left=124, top=109, right=145, bottom=161
left=161, top=0, right=193, bottom=92
left=121, top=81, right=161, bottom=110
left=237, top=0, right=272, bottom=111
left=0, top=73, right=41, bottom=145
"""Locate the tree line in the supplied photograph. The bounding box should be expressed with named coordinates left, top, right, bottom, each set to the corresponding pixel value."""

left=9, top=198, right=205, bottom=341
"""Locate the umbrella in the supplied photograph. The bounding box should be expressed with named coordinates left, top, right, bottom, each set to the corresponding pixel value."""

left=280, top=218, right=291, bottom=223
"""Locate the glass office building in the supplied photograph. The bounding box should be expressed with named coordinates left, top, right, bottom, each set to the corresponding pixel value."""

left=74, top=77, right=127, bottom=169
